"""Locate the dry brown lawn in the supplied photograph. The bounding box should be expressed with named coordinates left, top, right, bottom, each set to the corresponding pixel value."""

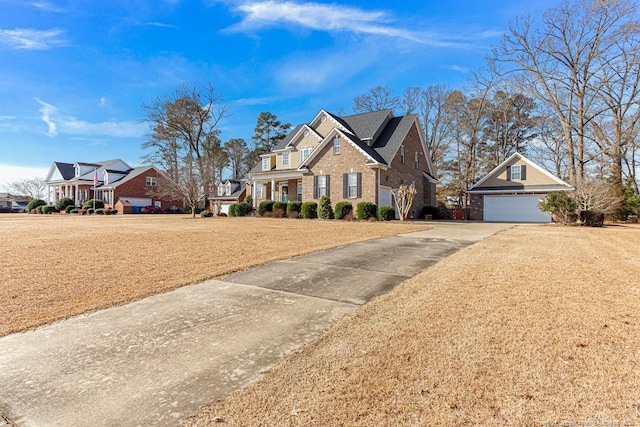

left=0, top=214, right=427, bottom=337
left=186, top=224, right=640, bottom=426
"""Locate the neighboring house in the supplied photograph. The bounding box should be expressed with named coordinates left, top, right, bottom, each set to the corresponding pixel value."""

left=0, top=193, right=29, bottom=213
left=208, top=180, right=247, bottom=214
left=467, top=152, right=573, bottom=222
left=246, top=109, right=437, bottom=218
left=45, top=159, right=182, bottom=212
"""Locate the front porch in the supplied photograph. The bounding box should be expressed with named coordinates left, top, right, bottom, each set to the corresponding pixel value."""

left=249, top=175, right=303, bottom=207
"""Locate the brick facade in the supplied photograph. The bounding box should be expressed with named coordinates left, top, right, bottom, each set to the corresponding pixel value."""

left=303, top=135, right=377, bottom=205
left=469, top=194, right=483, bottom=220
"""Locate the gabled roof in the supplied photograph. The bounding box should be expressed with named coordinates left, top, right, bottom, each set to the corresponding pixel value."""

left=339, top=109, right=393, bottom=142
left=467, top=152, right=573, bottom=193
left=99, top=166, right=155, bottom=188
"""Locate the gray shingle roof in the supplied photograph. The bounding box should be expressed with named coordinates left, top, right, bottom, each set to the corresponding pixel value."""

left=339, top=109, right=393, bottom=142
left=54, top=162, right=76, bottom=180
left=272, top=124, right=304, bottom=151
left=371, top=115, right=417, bottom=164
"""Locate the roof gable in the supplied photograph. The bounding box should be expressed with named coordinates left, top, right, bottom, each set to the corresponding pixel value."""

left=298, top=128, right=385, bottom=170
left=469, top=152, right=573, bottom=191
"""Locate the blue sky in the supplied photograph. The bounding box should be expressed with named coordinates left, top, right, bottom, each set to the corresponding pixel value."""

left=0, top=0, right=557, bottom=188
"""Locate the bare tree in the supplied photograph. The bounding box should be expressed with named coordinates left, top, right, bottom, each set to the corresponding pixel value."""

left=353, top=86, right=399, bottom=113
left=142, top=83, right=228, bottom=217
left=420, top=85, right=453, bottom=177
left=529, top=111, right=570, bottom=179
left=4, top=177, right=46, bottom=199
left=399, top=87, right=422, bottom=115
left=490, top=0, right=638, bottom=188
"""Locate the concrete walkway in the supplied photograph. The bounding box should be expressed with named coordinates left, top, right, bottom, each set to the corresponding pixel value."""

left=0, top=222, right=512, bottom=427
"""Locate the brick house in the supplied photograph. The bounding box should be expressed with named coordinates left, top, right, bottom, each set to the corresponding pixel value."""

left=246, top=109, right=437, bottom=218
left=45, top=159, right=182, bottom=212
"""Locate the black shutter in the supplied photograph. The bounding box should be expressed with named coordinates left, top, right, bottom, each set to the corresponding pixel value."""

left=343, top=173, right=348, bottom=198
left=326, top=175, right=330, bottom=197
left=520, top=165, right=527, bottom=180
left=357, top=172, right=362, bottom=198
left=506, top=166, right=511, bottom=181
left=314, top=175, right=319, bottom=199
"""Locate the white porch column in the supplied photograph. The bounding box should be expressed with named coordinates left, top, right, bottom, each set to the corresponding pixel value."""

left=271, top=179, right=276, bottom=201
left=75, top=184, right=79, bottom=204
left=251, top=181, right=256, bottom=208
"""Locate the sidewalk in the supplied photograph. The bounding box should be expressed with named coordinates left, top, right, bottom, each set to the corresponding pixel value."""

left=0, top=222, right=512, bottom=427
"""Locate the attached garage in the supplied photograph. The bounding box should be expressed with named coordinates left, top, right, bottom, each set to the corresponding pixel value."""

left=483, top=195, right=551, bottom=223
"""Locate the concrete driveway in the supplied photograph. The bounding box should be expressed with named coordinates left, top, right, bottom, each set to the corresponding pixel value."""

left=0, top=222, right=512, bottom=427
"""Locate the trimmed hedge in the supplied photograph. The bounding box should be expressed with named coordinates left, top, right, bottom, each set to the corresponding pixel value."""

left=228, top=203, right=239, bottom=217
left=82, top=199, right=104, bottom=209
left=272, top=201, right=287, bottom=217
left=356, top=201, right=377, bottom=220
left=258, top=200, right=275, bottom=216
left=301, top=202, right=318, bottom=219
left=334, top=201, right=353, bottom=220
left=236, top=202, right=253, bottom=217
left=200, top=209, right=213, bottom=218
left=378, top=205, right=395, bottom=221
left=27, top=198, right=46, bottom=212
left=55, top=197, right=75, bottom=211
left=318, top=196, right=334, bottom=219
left=65, top=205, right=76, bottom=214
left=286, top=201, right=302, bottom=216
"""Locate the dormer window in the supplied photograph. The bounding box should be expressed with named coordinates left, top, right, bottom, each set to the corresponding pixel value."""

left=146, top=176, right=157, bottom=187
left=333, top=137, right=340, bottom=155
left=262, top=157, right=270, bottom=171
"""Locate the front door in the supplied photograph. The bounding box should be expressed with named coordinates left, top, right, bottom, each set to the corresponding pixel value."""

left=280, top=182, right=289, bottom=202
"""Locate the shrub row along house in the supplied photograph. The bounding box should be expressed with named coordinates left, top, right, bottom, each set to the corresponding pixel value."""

left=244, top=109, right=437, bottom=219
left=45, top=159, right=182, bottom=213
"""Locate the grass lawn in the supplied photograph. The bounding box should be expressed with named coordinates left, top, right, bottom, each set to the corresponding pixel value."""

left=0, top=214, right=428, bottom=337
left=186, top=224, right=640, bottom=426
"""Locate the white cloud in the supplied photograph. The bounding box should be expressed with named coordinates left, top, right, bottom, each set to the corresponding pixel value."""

left=36, top=98, right=58, bottom=137
left=226, top=1, right=501, bottom=47
left=0, top=164, right=50, bottom=190
left=34, top=99, right=146, bottom=139
left=30, top=1, right=63, bottom=12
left=0, top=115, right=16, bottom=120
left=228, top=0, right=421, bottom=42
left=60, top=118, right=147, bottom=138
left=448, top=64, right=469, bottom=74
left=0, top=28, right=66, bottom=50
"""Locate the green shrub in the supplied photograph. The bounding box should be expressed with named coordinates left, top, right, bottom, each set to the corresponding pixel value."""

left=200, top=209, right=213, bottom=218
left=27, top=198, right=46, bottom=212
left=580, top=210, right=605, bottom=227
left=237, top=202, right=253, bottom=217
left=286, top=201, right=302, bottom=216
left=38, top=205, right=49, bottom=214
left=87, top=208, right=95, bottom=215
left=258, top=200, right=275, bottom=216
left=378, top=205, right=395, bottom=221
left=317, top=196, right=334, bottom=219
left=356, top=201, right=377, bottom=220
left=95, top=208, right=105, bottom=215
left=70, top=208, right=79, bottom=214
left=228, top=203, right=239, bottom=217
left=243, top=195, right=253, bottom=206
left=301, top=202, right=318, bottom=219
left=334, top=201, right=353, bottom=220
left=272, top=201, right=287, bottom=218
left=82, top=199, right=104, bottom=209
left=65, top=205, right=76, bottom=214
left=539, top=192, right=577, bottom=225
left=55, top=197, right=75, bottom=211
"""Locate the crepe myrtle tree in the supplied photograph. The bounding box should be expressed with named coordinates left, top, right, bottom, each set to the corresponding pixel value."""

left=392, top=183, right=417, bottom=221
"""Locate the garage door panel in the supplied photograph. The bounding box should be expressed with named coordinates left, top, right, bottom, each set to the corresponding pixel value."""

left=484, top=195, right=551, bottom=223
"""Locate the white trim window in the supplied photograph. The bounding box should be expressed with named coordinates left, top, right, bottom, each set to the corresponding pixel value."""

left=282, top=152, right=289, bottom=167
left=256, top=183, right=264, bottom=199
left=511, top=165, right=522, bottom=180
left=333, top=137, right=341, bottom=154
left=300, top=147, right=313, bottom=164
left=314, top=175, right=329, bottom=198
left=262, top=158, right=270, bottom=171
left=400, top=146, right=405, bottom=164
left=414, top=152, right=419, bottom=170
left=146, top=176, right=157, bottom=187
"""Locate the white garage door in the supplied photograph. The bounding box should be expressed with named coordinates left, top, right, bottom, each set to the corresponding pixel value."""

left=484, top=195, right=551, bottom=223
